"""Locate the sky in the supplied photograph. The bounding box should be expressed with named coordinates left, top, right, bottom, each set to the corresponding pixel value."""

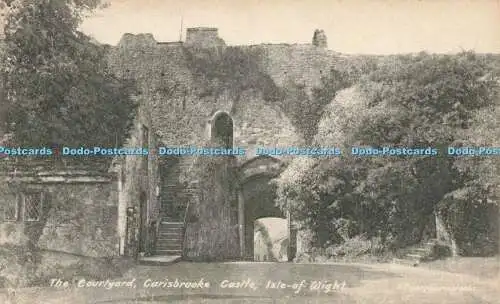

left=78, top=0, right=500, bottom=54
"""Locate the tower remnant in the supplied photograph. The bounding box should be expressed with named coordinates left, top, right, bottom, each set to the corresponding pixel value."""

left=312, top=29, right=327, bottom=48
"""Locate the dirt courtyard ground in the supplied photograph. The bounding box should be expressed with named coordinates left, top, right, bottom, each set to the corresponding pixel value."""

left=1, top=257, right=498, bottom=304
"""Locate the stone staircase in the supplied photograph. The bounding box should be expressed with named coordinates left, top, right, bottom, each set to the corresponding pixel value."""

left=393, top=239, right=438, bottom=267
left=155, top=221, right=184, bottom=256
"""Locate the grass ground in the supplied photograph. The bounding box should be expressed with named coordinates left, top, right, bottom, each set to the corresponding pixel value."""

left=0, top=248, right=135, bottom=288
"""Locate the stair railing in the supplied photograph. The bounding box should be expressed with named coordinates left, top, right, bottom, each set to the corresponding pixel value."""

left=181, top=148, right=207, bottom=257
left=149, top=219, right=158, bottom=255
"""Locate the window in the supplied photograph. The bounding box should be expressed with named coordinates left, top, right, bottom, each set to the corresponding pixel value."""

left=211, top=112, right=233, bottom=149
left=4, top=195, right=18, bottom=222
left=23, top=193, right=42, bottom=222
left=1, top=192, right=44, bottom=222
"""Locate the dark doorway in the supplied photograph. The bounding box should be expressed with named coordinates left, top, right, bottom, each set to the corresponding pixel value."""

left=211, top=112, right=233, bottom=149
left=242, top=176, right=284, bottom=260
left=139, top=191, right=148, bottom=252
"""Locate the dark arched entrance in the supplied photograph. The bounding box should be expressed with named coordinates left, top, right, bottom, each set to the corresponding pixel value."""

left=237, top=156, right=296, bottom=261
left=241, top=175, right=284, bottom=260
left=210, top=112, right=233, bottom=149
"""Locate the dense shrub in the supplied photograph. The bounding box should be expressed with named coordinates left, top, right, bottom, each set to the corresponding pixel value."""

left=1, top=0, right=137, bottom=168
left=184, top=46, right=284, bottom=103
left=438, top=196, right=499, bottom=256
left=275, top=52, right=499, bottom=257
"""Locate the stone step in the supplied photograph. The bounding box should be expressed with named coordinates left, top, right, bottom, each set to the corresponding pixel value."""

left=158, top=231, right=183, bottom=237
left=405, top=249, right=429, bottom=255
left=156, top=232, right=184, bottom=240
left=138, top=255, right=181, bottom=266
left=158, top=226, right=183, bottom=231
left=406, top=254, right=423, bottom=259
left=425, top=240, right=438, bottom=246
left=159, top=227, right=183, bottom=231
left=159, top=222, right=183, bottom=226
left=160, top=221, right=184, bottom=227
left=156, top=239, right=183, bottom=244
left=156, top=244, right=183, bottom=250
left=156, top=237, right=183, bottom=243
left=412, top=248, right=431, bottom=252
left=156, top=237, right=183, bottom=242
left=158, top=228, right=183, bottom=232
left=155, top=249, right=183, bottom=255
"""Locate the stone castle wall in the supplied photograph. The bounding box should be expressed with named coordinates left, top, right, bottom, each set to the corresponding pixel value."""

left=105, top=30, right=337, bottom=254
left=0, top=171, right=120, bottom=258
left=185, top=27, right=225, bottom=48
left=182, top=156, right=240, bottom=260
left=105, top=29, right=343, bottom=258
left=246, top=43, right=336, bottom=89
left=106, top=29, right=337, bottom=151
left=116, top=104, right=161, bottom=255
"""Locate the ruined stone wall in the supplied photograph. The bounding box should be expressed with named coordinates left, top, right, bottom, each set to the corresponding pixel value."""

left=38, top=182, right=119, bottom=257
left=0, top=182, right=26, bottom=245
left=185, top=28, right=225, bottom=48
left=312, top=29, right=328, bottom=48
left=106, top=32, right=344, bottom=259
left=231, top=89, right=303, bottom=161
left=107, top=34, right=200, bottom=146
left=183, top=156, right=240, bottom=260
left=117, top=103, right=162, bottom=255
left=106, top=32, right=341, bottom=150
left=0, top=172, right=120, bottom=258
left=246, top=44, right=337, bottom=89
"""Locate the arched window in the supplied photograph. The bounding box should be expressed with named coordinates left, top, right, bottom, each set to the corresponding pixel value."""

left=211, top=112, right=233, bottom=149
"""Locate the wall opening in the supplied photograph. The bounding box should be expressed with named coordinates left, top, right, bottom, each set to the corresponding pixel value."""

left=241, top=176, right=285, bottom=260
left=211, top=112, right=233, bottom=149
left=254, top=217, right=289, bottom=262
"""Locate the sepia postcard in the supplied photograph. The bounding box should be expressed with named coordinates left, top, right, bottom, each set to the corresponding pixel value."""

left=0, top=0, right=499, bottom=303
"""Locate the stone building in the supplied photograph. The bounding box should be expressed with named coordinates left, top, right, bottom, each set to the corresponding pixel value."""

left=0, top=28, right=336, bottom=262
left=1, top=26, right=498, bottom=266
left=104, top=27, right=337, bottom=261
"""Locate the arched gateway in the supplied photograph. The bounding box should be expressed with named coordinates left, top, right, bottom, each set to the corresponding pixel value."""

left=152, top=111, right=297, bottom=262
left=236, top=156, right=296, bottom=261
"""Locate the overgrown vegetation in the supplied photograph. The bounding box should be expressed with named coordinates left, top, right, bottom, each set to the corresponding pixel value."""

left=282, top=69, right=352, bottom=142
left=274, top=51, right=500, bottom=258
left=0, top=0, right=137, bottom=288
left=0, top=244, right=133, bottom=288
left=184, top=46, right=284, bottom=104
left=1, top=0, right=137, bottom=168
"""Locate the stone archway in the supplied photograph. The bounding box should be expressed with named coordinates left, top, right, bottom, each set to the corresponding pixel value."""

left=209, top=111, right=233, bottom=149
left=241, top=175, right=283, bottom=260
left=237, top=156, right=295, bottom=261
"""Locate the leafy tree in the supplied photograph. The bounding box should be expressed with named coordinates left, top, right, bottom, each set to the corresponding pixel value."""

left=283, top=69, right=351, bottom=142
left=1, top=0, right=137, bottom=160
left=185, top=46, right=283, bottom=104
left=275, top=52, right=499, bottom=254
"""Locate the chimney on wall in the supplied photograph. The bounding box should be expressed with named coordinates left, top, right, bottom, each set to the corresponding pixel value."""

left=312, top=29, right=327, bottom=48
